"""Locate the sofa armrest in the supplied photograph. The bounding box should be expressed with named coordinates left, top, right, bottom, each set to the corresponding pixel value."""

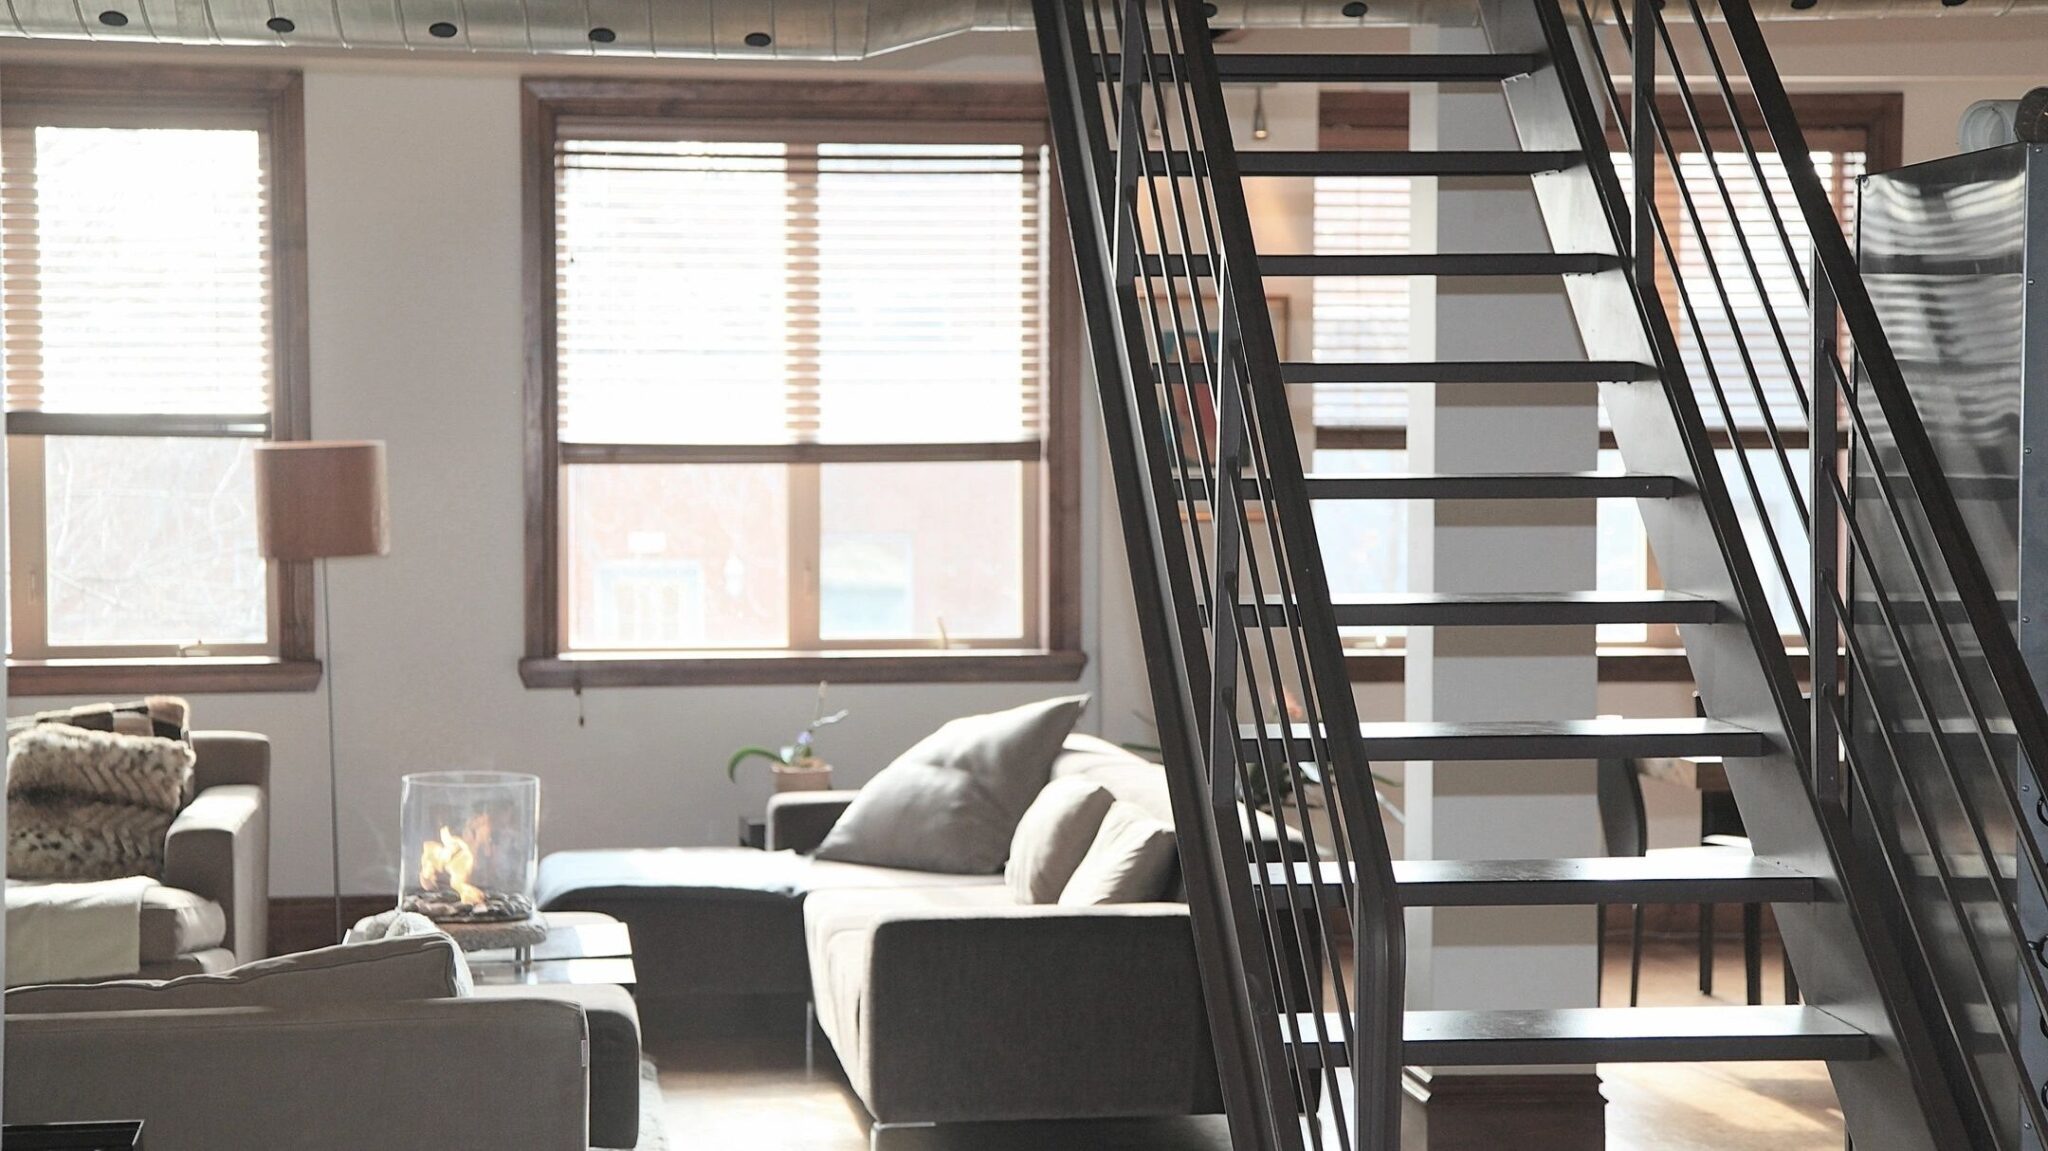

left=4, top=997, right=590, bottom=1151
left=766, top=789, right=861, bottom=853
left=163, top=784, right=268, bottom=963
left=856, top=903, right=1221, bottom=1124
left=189, top=731, right=270, bottom=793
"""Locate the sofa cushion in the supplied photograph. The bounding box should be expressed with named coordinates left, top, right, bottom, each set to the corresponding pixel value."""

left=814, top=695, right=1089, bottom=875
left=1060, top=801, right=1178, bottom=906
left=5, top=933, right=466, bottom=1014
left=804, top=885, right=1022, bottom=1096
left=138, top=885, right=226, bottom=964
left=1049, top=733, right=1176, bottom=823
left=1005, top=778, right=1115, bottom=904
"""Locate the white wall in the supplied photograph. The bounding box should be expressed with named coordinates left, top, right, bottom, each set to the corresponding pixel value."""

left=5, top=13, right=2045, bottom=897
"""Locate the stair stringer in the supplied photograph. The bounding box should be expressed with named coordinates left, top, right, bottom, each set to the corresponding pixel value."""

left=1474, top=0, right=1976, bottom=1146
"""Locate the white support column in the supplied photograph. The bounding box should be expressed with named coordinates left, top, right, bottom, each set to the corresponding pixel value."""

left=1403, top=20, right=1603, bottom=1043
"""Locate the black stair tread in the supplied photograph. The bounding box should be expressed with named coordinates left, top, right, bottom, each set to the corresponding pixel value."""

left=1237, top=591, right=1719, bottom=627
left=1256, top=850, right=1819, bottom=907
left=1097, top=52, right=1544, bottom=83
left=1240, top=717, right=1770, bottom=761
left=1187, top=472, right=1684, bottom=501
left=1153, top=150, right=1582, bottom=177
left=1144, top=252, right=1619, bottom=277
left=1279, top=360, right=1655, bottom=384
left=1284, top=1006, right=1872, bottom=1068
left=1297, top=472, right=1682, bottom=500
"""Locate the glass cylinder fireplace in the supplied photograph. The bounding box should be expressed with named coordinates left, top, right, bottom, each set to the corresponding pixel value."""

left=399, top=772, right=539, bottom=923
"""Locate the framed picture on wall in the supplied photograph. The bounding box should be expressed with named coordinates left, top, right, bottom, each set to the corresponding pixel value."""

left=1162, top=292, right=1292, bottom=463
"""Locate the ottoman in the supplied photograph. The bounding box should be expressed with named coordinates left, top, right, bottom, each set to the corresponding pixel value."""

left=473, top=980, right=642, bottom=1149
left=535, top=847, right=1001, bottom=1034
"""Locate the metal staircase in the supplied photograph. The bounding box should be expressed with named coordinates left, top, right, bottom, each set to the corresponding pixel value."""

left=1035, top=0, right=2048, bottom=1148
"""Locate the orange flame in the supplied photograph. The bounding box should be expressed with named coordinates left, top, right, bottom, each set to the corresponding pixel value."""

left=419, top=824, right=485, bottom=908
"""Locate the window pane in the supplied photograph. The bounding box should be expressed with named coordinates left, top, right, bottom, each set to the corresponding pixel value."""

left=20, top=127, right=270, bottom=416
left=1311, top=449, right=1407, bottom=646
left=1311, top=175, right=1410, bottom=429
left=556, top=142, right=792, bottom=445
left=815, top=144, right=1039, bottom=444
left=819, top=462, right=1025, bottom=642
left=564, top=464, right=789, bottom=650
left=1596, top=447, right=1651, bottom=644
left=39, top=436, right=267, bottom=648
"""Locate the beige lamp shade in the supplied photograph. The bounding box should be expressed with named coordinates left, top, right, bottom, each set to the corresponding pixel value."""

left=253, top=440, right=390, bottom=560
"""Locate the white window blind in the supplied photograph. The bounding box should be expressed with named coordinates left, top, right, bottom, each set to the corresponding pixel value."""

left=555, top=136, right=1045, bottom=449
left=1613, top=148, right=1865, bottom=434
left=1310, top=174, right=1411, bottom=428
left=2, top=126, right=272, bottom=420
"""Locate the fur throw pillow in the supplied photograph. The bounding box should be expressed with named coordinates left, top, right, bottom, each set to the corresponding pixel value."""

left=7, top=725, right=196, bottom=881
left=8, top=695, right=191, bottom=743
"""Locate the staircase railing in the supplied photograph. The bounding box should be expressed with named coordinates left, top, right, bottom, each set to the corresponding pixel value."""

left=1574, top=0, right=2048, bottom=1142
left=1033, top=2, right=1403, bottom=1148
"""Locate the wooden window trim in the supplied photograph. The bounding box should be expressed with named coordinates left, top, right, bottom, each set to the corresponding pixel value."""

left=519, top=78, right=1085, bottom=688
left=1, top=64, right=316, bottom=696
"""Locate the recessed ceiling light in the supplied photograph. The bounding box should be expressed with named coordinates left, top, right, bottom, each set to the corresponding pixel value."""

left=1342, top=1, right=1368, bottom=15
left=428, top=20, right=458, bottom=38
left=589, top=26, right=616, bottom=43
left=744, top=31, right=772, bottom=47
left=266, top=15, right=295, bottom=33
left=96, top=9, right=128, bottom=26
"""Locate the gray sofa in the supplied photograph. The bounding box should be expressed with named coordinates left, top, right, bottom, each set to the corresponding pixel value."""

left=539, top=734, right=1225, bottom=1132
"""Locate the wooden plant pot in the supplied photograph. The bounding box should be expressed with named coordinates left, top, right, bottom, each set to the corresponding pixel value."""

left=773, top=762, right=834, bottom=793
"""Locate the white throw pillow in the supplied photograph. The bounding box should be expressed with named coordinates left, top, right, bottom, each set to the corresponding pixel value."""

left=813, top=695, right=1090, bottom=874
left=1059, top=800, right=1179, bottom=906
left=1005, top=778, right=1116, bottom=904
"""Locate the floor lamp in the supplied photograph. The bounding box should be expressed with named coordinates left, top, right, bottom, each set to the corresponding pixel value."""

left=254, top=441, right=390, bottom=943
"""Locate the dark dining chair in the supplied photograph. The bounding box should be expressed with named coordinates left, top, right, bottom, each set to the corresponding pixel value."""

left=1596, top=757, right=1793, bottom=1006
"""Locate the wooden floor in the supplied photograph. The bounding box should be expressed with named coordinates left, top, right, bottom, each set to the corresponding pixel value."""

left=649, top=933, right=1843, bottom=1150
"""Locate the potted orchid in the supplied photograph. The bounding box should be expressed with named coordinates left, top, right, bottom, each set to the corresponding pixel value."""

left=727, top=682, right=850, bottom=793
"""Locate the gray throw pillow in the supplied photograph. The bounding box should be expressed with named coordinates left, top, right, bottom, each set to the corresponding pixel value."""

left=1058, top=800, right=1179, bottom=905
left=1005, top=778, right=1116, bottom=904
left=814, top=695, right=1090, bottom=874
left=7, top=725, right=197, bottom=881
left=5, top=933, right=467, bottom=1014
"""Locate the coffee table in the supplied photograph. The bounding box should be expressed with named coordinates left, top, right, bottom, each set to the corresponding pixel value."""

left=463, top=910, right=635, bottom=987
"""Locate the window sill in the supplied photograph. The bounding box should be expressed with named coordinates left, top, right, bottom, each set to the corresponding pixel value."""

left=521, top=649, right=1090, bottom=689
left=7, top=657, right=324, bottom=697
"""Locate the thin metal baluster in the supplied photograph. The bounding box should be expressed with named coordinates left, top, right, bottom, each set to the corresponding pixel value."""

left=1816, top=447, right=2048, bottom=1049
left=1679, top=0, right=1810, bottom=302
left=1131, top=22, right=1339, bottom=1138
left=1649, top=5, right=1812, bottom=423
left=1606, top=0, right=1812, bottom=639
left=1639, top=3, right=1811, bottom=533
left=1818, top=567, right=2048, bottom=1148
left=1824, top=352, right=2048, bottom=907
left=1830, top=693, right=2025, bottom=1144
left=1722, top=0, right=2048, bottom=828
left=1809, top=257, right=1842, bottom=810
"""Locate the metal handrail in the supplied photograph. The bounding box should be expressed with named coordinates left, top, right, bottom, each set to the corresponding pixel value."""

left=1033, top=2, right=1408, bottom=1148
left=1578, top=0, right=2048, bottom=1140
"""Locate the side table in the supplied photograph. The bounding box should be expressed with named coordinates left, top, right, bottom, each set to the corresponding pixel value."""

left=463, top=910, right=636, bottom=987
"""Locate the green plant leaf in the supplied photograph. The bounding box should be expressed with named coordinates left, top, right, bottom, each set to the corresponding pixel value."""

left=726, top=746, right=787, bottom=782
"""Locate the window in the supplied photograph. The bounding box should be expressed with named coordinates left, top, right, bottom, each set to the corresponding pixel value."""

left=0, top=67, right=313, bottom=694
left=522, top=81, right=1082, bottom=686
left=1309, top=90, right=1898, bottom=655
